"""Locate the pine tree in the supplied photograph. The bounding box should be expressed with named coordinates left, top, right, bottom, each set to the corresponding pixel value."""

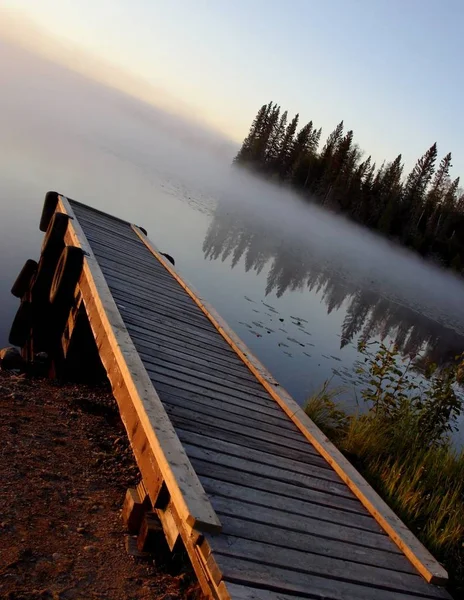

left=313, top=121, right=344, bottom=198
left=428, top=152, right=452, bottom=204
left=233, top=103, right=267, bottom=164
left=277, top=114, right=299, bottom=178
left=321, top=121, right=344, bottom=158
left=265, top=110, right=287, bottom=168
left=401, top=142, right=437, bottom=238
left=376, top=154, right=404, bottom=233
left=287, top=121, right=314, bottom=179
left=422, top=153, right=453, bottom=235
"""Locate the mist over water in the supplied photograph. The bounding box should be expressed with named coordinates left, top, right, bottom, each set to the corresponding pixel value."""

left=1, top=39, right=464, bottom=444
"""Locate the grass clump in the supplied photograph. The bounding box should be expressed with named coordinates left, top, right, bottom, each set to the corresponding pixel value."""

left=305, top=342, right=464, bottom=596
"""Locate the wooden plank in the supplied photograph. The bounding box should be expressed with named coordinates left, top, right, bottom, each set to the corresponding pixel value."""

left=207, top=555, right=448, bottom=600
left=121, top=307, right=242, bottom=355
left=108, top=286, right=213, bottom=329
left=111, top=288, right=215, bottom=331
left=158, top=388, right=301, bottom=432
left=169, top=415, right=333, bottom=469
left=162, top=395, right=314, bottom=445
left=154, top=382, right=285, bottom=421
left=147, top=370, right=277, bottom=411
left=145, top=361, right=280, bottom=405
left=143, top=362, right=280, bottom=414
left=73, top=214, right=138, bottom=240
left=203, top=535, right=431, bottom=594
left=132, top=225, right=449, bottom=586
left=145, top=364, right=272, bottom=404
left=176, top=429, right=345, bottom=484
left=105, top=271, right=203, bottom=312
left=85, top=234, right=166, bottom=264
left=57, top=197, right=221, bottom=533
left=74, top=212, right=140, bottom=239
left=210, top=501, right=403, bottom=558
left=162, top=403, right=322, bottom=457
left=100, top=259, right=193, bottom=295
left=190, top=458, right=367, bottom=516
left=120, top=308, right=239, bottom=354
left=217, top=582, right=308, bottom=600
left=127, top=321, right=255, bottom=370
left=69, top=199, right=132, bottom=226
left=93, top=248, right=181, bottom=282
left=200, top=476, right=381, bottom=532
left=113, top=299, right=233, bottom=343
left=134, top=339, right=264, bottom=386
left=182, top=443, right=354, bottom=500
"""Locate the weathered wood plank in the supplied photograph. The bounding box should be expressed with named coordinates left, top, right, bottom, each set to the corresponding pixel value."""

left=176, top=429, right=345, bottom=484
left=204, top=535, right=431, bottom=594
left=92, top=242, right=178, bottom=279
left=181, top=443, right=354, bottom=499
left=217, top=582, right=308, bottom=600
left=146, top=361, right=281, bottom=405
left=70, top=200, right=132, bottom=226
left=84, top=234, right=165, bottom=264
left=210, top=499, right=402, bottom=556
left=147, top=370, right=277, bottom=410
left=200, top=476, right=381, bottom=532
left=162, top=403, right=322, bottom=457
left=113, top=299, right=234, bottom=342
left=153, top=380, right=285, bottom=420
left=120, top=308, right=239, bottom=353
left=142, top=360, right=271, bottom=402
left=157, top=388, right=301, bottom=432
left=135, top=340, right=264, bottom=386
left=58, top=197, right=221, bottom=533
left=207, top=555, right=448, bottom=600
left=121, top=307, right=244, bottom=355
left=170, top=415, right=334, bottom=468
left=72, top=213, right=136, bottom=237
left=127, top=322, right=258, bottom=372
left=106, top=272, right=204, bottom=312
left=100, top=258, right=194, bottom=295
left=190, top=458, right=367, bottom=515
left=144, top=361, right=282, bottom=413
left=111, top=287, right=215, bottom=331
left=162, top=395, right=314, bottom=445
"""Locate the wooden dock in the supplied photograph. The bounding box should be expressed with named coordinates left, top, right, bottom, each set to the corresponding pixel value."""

left=9, top=192, right=452, bottom=600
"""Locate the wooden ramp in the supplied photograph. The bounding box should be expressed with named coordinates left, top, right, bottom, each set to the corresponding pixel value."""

left=26, top=195, right=453, bottom=599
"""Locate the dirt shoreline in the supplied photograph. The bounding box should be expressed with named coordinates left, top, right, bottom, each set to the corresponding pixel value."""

left=0, top=370, right=200, bottom=600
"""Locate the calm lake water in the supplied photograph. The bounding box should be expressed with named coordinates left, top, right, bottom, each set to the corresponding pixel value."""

left=2, top=40, right=464, bottom=445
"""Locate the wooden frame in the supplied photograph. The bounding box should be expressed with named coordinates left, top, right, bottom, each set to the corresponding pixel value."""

left=57, top=195, right=221, bottom=535
left=131, top=224, right=448, bottom=586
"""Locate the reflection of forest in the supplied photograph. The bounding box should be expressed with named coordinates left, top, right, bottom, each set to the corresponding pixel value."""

left=203, top=204, right=464, bottom=366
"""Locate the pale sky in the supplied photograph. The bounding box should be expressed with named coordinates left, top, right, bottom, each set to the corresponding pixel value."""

left=1, top=0, right=464, bottom=175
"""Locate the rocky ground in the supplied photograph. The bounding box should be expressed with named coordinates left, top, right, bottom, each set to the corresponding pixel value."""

left=0, top=370, right=201, bottom=600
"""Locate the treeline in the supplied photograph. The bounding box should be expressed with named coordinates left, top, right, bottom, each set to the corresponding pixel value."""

left=234, top=102, right=464, bottom=272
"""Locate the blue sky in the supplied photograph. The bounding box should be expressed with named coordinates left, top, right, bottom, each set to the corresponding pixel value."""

left=2, top=0, right=464, bottom=175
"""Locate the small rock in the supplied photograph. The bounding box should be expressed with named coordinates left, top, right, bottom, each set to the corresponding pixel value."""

left=83, top=545, right=95, bottom=552
left=76, top=526, right=85, bottom=534
left=52, top=552, right=61, bottom=561
left=0, top=347, right=25, bottom=371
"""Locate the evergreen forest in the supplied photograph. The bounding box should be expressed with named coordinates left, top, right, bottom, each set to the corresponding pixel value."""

left=234, top=102, right=464, bottom=272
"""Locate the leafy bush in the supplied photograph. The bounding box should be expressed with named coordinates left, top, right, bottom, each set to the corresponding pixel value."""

left=305, top=345, right=464, bottom=596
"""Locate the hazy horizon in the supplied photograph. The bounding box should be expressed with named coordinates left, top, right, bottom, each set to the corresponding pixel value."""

left=2, top=2, right=464, bottom=178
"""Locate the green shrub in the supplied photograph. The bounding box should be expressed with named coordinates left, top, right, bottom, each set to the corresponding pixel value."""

left=304, top=345, right=464, bottom=596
